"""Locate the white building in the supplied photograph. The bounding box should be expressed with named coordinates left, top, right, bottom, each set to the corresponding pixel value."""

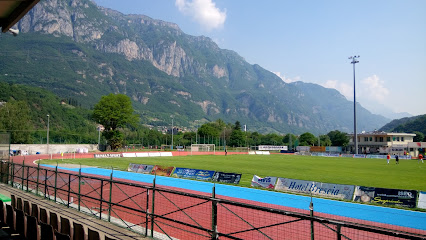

left=347, top=131, right=416, bottom=155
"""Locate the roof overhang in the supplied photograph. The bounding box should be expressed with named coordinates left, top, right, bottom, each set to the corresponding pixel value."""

left=0, top=0, right=40, bottom=33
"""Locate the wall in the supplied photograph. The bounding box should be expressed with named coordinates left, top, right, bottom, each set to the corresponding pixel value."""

left=10, top=144, right=98, bottom=155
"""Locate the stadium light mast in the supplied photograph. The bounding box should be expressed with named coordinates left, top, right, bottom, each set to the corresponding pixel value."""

left=47, top=114, right=50, bottom=155
left=349, top=55, right=360, bottom=154
left=171, top=115, right=174, bottom=150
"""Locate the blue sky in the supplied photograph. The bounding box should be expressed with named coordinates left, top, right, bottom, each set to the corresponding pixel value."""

left=93, top=0, right=426, bottom=117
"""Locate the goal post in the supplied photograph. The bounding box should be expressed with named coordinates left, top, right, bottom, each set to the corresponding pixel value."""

left=190, top=144, right=215, bottom=155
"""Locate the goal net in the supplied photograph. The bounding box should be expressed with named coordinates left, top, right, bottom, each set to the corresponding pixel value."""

left=190, top=144, right=215, bottom=155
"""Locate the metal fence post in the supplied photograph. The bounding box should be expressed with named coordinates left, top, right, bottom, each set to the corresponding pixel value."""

left=78, top=167, right=81, bottom=211
left=0, top=161, right=3, bottom=184
left=108, top=170, right=113, bottom=222
left=11, top=162, right=15, bottom=187
left=150, top=177, right=156, bottom=238
left=26, top=164, right=29, bottom=192
left=99, top=179, right=104, bottom=220
left=67, top=174, right=71, bottom=208
left=212, top=184, right=218, bottom=240
left=36, top=162, right=39, bottom=195
left=336, top=224, right=341, bottom=240
left=145, top=188, right=149, bottom=237
left=21, top=160, right=25, bottom=191
left=54, top=164, right=58, bottom=202
left=310, top=196, right=314, bottom=240
left=44, top=169, right=48, bottom=198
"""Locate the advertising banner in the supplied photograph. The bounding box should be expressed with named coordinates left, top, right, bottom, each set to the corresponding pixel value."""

left=128, top=163, right=154, bottom=174
left=251, top=175, right=277, bottom=189
left=172, top=168, right=198, bottom=178
left=94, top=153, right=121, bottom=158
left=310, top=146, right=326, bottom=152
left=212, top=172, right=242, bottom=184
left=171, top=168, right=216, bottom=181
left=275, top=178, right=355, bottom=200
left=418, top=191, right=426, bottom=209
left=258, top=145, right=288, bottom=151
left=194, top=170, right=215, bottom=181
left=353, top=186, right=418, bottom=208
left=151, top=165, right=175, bottom=176
left=122, top=153, right=136, bottom=158
left=326, top=146, right=342, bottom=153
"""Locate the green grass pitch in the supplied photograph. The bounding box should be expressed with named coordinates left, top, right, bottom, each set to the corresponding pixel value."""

left=41, top=154, right=426, bottom=191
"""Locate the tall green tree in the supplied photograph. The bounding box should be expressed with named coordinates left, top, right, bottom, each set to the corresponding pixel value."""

left=299, top=132, right=316, bottom=146
left=413, top=131, right=424, bottom=142
left=92, top=94, right=138, bottom=150
left=229, top=121, right=244, bottom=147
left=319, top=135, right=332, bottom=146
left=0, top=100, right=33, bottom=143
left=327, top=130, right=349, bottom=146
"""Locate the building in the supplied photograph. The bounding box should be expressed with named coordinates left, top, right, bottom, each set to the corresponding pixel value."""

left=347, top=131, right=416, bottom=155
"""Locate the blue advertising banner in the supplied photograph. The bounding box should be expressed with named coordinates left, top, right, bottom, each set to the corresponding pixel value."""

left=172, top=168, right=198, bottom=178
left=195, top=170, right=215, bottom=181
left=172, top=168, right=216, bottom=181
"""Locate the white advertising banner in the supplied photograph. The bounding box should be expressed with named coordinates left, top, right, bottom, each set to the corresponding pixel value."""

left=258, top=145, right=288, bottom=151
left=251, top=175, right=277, bottom=189
left=275, top=178, right=355, bottom=200
left=418, top=191, right=426, bottom=209
left=122, top=153, right=136, bottom=157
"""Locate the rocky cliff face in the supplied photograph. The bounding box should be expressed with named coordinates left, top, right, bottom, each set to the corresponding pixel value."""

left=9, top=0, right=389, bottom=134
left=18, top=0, right=215, bottom=79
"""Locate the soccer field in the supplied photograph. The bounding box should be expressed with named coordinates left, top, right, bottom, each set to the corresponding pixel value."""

left=41, top=154, right=426, bottom=191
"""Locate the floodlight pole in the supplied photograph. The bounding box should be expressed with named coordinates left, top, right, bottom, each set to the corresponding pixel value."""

left=171, top=115, right=174, bottom=150
left=349, top=55, right=360, bottom=154
left=47, top=114, right=50, bottom=155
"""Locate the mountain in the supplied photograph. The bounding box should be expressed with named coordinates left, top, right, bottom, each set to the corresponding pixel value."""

left=379, top=114, right=426, bottom=135
left=0, top=82, right=97, bottom=143
left=0, top=0, right=390, bottom=135
left=361, top=103, right=412, bottom=120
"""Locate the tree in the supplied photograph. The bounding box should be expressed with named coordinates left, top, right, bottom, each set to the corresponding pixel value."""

left=92, top=94, right=138, bottom=150
left=327, top=130, right=349, bottom=147
left=413, top=131, right=424, bottom=142
left=282, top=133, right=297, bottom=150
left=299, top=132, right=316, bottom=146
left=319, top=135, right=332, bottom=146
left=229, top=121, right=244, bottom=146
left=0, top=100, right=33, bottom=143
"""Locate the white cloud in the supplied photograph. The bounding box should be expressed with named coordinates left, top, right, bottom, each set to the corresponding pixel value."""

left=273, top=72, right=301, bottom=83
left=359, top=74, right=390, bottom=103
left=322, top=80, right=353, bottom=99
left=322, top=75, right=390, bottom=104
left=175, top=0, right=226, bottom=31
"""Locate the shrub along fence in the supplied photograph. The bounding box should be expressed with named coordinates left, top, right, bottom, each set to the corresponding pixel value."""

left=0, top=161, right=425, bottom=240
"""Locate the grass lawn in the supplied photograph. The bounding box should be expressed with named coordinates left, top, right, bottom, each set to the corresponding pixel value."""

left=40, top=154, right=426, bottom=191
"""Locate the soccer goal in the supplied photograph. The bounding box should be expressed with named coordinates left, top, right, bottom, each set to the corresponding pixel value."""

left=190, top=144, right=215, bottom=155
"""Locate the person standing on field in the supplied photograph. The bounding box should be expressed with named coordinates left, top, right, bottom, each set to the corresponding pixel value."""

left=395, top=154, right=399, bottom=164
left=419, top=154, right=424, bottom=163
left=387, top=153, right=390, bottom=164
